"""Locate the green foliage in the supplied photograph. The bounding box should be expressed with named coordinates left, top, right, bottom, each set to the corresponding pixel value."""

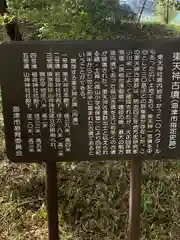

left=155, top=0, right=178, bottom=24
left=4, top=0, right=138, bottom=40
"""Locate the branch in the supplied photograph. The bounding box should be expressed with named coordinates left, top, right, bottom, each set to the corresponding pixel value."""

left=138, top=0, right=148, bottom=23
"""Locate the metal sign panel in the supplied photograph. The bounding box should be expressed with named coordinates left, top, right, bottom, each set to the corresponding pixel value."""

left=1, top=39, right=180, bottom=162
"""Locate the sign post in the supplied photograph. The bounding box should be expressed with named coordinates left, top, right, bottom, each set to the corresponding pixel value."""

left=128, top=160, right=142, bottom=240
left=46, top=161, right=59, bottom=240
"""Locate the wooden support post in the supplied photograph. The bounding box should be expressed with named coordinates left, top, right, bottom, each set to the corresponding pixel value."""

left=128, top=159, right=142, bottom=240
left=46, top=161, right=59, bottom=240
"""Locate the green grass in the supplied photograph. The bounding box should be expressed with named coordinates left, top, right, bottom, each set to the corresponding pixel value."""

left=1, top=153, right=180, bottom=239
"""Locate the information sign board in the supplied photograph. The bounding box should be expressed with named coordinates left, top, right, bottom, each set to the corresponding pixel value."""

left=1, top=39, right=180, bottom=162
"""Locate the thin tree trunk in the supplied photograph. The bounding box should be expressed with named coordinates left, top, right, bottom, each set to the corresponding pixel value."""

left=166, top=5, right=169, bottom=24
left=164, top=0, right=170, bottom=24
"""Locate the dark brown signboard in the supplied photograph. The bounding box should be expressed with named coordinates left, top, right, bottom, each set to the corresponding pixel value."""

left=1, top=39, right=180, bottom=162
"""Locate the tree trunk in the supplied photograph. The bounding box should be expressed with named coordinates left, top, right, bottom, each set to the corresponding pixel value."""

left=0, top=0, right=23, bottom=41
left=0, top=0, right=8, bottom=15
left=164, top=4, right=169, bottom=24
